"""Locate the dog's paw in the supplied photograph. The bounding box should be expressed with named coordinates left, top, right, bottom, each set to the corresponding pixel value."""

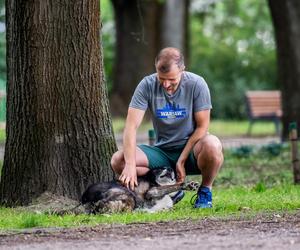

left=184, top=181, right=200, bottom=191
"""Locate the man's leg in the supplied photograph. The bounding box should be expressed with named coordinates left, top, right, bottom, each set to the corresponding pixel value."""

left=111, top=147, right=150, bottom=176
left=192, top=134, right=223, bottom=208
left=193, top=134, right=224, bottom=188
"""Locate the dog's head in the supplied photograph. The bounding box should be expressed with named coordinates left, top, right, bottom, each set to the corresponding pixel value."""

left=151, top=167, right=176, bottom=186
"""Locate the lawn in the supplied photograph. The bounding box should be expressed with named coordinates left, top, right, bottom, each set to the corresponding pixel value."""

left=0, top=184, right=299, bottom=230
left=112, top=118, right=278, bottom=137
left=0, top=141, right=299, bottom=231
left=0, top=119, right=278, bottom=142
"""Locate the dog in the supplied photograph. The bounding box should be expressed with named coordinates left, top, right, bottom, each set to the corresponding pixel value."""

left=81, top=167, right=185, bottom=214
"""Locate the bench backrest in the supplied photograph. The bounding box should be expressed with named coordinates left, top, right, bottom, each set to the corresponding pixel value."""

left=245, top=90, right=282, bottom=118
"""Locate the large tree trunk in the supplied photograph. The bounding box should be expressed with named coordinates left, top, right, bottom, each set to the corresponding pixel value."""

left=0, top=0, right=117, bottom=206
left=268, top=0, right=300, bottom=138
left=110, top=0, right=161, bottom=116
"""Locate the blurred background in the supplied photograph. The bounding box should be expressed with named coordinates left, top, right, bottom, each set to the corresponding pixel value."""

left=0, top=0, right=279, bottom=133
left=101, top=0, right=277, bottom=120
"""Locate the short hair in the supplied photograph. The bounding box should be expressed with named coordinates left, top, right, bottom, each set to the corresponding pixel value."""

left=155, top=47, right=185, bottom=73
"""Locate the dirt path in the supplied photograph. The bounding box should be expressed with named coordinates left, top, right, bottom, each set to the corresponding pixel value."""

left=1, top=212, right=299, bottom=250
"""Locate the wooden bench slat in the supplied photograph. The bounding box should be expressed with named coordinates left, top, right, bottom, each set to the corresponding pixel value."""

left=245, top=90, right=282, bottom=136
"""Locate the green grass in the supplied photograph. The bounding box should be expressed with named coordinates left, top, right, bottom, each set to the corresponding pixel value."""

left=0, top=121, right=296, bottom=231
left=214, top=144, right=293, bottom=187
left=0, top=184, right=299, bottom=230
left=0, top=127, right=5, bottom=142
left=209, top=120, right=277, bottom=137
left=0, top=119, right=277, bottom=141
left=112, top=118, right=278, bottom=137
left=1, top=143, right=300, bottom=231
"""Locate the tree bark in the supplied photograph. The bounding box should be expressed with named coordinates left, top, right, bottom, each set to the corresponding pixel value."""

left=160, top=0, right=189, bottom=62
left=0, top=0, right=117, bottom=206
left=110, top=0, right=161, bottom=116
left=268, top=0, right=300, bottom=138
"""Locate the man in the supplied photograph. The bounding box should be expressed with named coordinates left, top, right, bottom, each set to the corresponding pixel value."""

left=111, top=47, right=223, bottom=208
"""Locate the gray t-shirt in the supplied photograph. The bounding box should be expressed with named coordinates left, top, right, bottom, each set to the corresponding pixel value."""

left=129, top=71, right=212, bottom=149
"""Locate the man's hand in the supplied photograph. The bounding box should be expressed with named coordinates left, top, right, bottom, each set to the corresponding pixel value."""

left=119, top=165, right=138, bottom=190
left=176, top=160, right=186, bottom=184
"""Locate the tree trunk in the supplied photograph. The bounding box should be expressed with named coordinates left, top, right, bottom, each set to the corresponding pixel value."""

left=110, top=0, right=189, bottom=116
left=0, top=0, right=117, bottom=206
left=160, top=0, right=189, bottom=62
left=110, top=0, right=161, bottom=116
left=268, top=0, right=300, bottom=139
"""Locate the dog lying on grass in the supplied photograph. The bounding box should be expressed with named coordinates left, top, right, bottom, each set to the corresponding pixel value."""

left=81, top=167, right=186, bottom=214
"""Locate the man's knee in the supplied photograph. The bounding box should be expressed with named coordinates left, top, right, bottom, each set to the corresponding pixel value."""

left=195, top=135, right=224, bottom=166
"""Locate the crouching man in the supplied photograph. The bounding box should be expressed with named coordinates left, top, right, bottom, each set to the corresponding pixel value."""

left=111, top=47, right=224, bottom=208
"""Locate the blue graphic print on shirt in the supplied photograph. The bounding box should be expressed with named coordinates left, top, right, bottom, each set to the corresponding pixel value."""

left=156, top=102, right=187, bottom=119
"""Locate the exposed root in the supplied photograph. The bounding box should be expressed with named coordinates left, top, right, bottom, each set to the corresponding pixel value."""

left=17, top=192, right=85, bottom=215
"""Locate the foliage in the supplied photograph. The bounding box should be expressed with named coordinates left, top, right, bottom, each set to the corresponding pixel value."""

left=0, top=3, right=5, bottom=122
left=189, top=0, right=277, bottom=119
left=100, top=0, right=115, bottom=93
left=0, top=0, right=279, bottom=120
left=214, top=143, right=293, bottom=187
left=99, top=0, right=277, bottom=119
left=229, top=143, right=285, bottom=158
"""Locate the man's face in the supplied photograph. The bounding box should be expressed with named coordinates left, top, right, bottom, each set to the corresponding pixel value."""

left=156, top=64, right=184, bottom=95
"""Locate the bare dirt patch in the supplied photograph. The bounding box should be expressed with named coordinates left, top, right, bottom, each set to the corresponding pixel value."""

left=1, top=212, right=300, bottom=250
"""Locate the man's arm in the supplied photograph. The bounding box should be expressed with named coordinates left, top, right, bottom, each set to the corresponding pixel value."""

left=119, top=107, right=145, bottom=190
left=176, top=109, right=210, bottom=183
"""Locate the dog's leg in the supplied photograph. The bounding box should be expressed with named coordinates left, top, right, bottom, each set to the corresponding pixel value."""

left=145, top=183, right=183, bottom=200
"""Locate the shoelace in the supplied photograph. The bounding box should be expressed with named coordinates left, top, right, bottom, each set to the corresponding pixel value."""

left=190, top=193, right=198, bottom=206
left=190, top=190, right=209, bottom=206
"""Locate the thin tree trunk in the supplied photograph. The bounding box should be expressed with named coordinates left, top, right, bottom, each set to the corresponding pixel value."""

left=0, top=0, right=116, bottom=206
left=160, top=0, right=189, bottom=61
left=268, top=0, right=300, bottom=139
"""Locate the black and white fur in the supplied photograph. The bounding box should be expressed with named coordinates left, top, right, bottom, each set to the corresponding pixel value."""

left=81, top=167, right=183, bottom=213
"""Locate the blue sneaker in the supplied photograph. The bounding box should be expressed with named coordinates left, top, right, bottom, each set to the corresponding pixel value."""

left=170, top=190, right=185, bottom=205
left=193, top=186, right=212, bottom=208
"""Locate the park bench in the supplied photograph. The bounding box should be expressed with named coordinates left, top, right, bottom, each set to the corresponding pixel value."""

left=245, top=90, right=282, bottom=136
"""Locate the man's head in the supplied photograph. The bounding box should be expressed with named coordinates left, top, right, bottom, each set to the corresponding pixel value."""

left=155, top=47, right=185, bottom=95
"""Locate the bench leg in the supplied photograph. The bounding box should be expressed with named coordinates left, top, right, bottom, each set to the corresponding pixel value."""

left=247, top=120, right=253, bottom=136
left=274, top=119, right=281, bottom=138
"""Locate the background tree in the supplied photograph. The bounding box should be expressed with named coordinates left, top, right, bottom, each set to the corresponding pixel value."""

left=0, top=0, right=116, bottom=206
left=109, top=0, right=162, bottom=116
left=160, top=0, right=190, bottom=63
left=268, top=0, right=300, bottom=138
left=109, top=0, right=189, bottom=116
